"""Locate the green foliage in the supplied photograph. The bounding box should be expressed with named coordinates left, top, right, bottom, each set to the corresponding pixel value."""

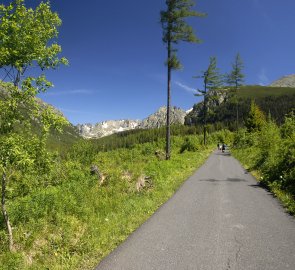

left=0, top=251, right=23, bottom=270
left=195, top=56, right=223, bottom=94
left=237, top=85, right=295, bottom=98
left=245, top=100, right=266, bottom=132
left=193, top=56, right=223, bottom=144
left=0, top=133, right=215, bottom=269
left=160, top=0, right=205, bottom=45
left=281, top=111, right=295, bottom=138
left=179, top=137, right=198, bottom=153
left=185, top=85, right=295, bottom=129
left=0, top=0, right=68, bottom=86
left=160, top=0, right=205, bottom=159
left=232, top=112, right=295, bottom=214
left=166, top=53, right=182, bottom=70
left=210, top=129, right=234, bottom=145
left=226, top=53, right=245, bottom=89
left=0, top=0, right=68, bottom=252
left=194, top=56, right=223, bottom=115
left=82, top=125, right=203, bottom=155
left=0, top=134, right=34, bottom=170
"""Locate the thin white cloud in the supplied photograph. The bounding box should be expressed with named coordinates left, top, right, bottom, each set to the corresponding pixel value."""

left=258, top=68, right=269, bottom=86
left=175, top=81, right=196, bottom=93
left=44, top=89, right=95, bottom=96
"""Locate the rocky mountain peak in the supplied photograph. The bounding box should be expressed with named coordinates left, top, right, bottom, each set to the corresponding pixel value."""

left=76, top=119, right=141, bottom=139
left=270, top=74, right=295, bottom=87
left=140, top=106, right=186, bottom=129
left=76, top=106, right=187, bottom=138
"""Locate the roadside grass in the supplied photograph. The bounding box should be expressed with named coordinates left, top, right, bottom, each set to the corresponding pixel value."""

left=232, top=138, right=295, bottom=216
left=0, top=135, right=215, bottom=270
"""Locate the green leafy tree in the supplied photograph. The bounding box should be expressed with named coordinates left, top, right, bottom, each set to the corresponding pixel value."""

left=0, top=0, right=68, bottom=251
left=226, top=53, right=245, bottom=129
left=195, top=56, right=222, bottom=145
left=245, top=100, right=266, bottom=132
left=160, top=0, right=205, bottom=160
left=0, top=0, right=68, bottom=87
left=281, top=111, right=295, bottom=139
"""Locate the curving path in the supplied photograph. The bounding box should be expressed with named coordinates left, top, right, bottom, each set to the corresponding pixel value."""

left=95, top=151, right=295, bottom=270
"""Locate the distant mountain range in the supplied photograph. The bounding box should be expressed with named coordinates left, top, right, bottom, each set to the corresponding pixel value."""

left=270, top=74, right=295, bottom=87
left=76, top=106, right=187, bottom=138
left=2, top=73, right=294, bottom=140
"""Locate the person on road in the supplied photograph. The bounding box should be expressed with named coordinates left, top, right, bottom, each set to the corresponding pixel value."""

left=222, top=143, right=226, bottom=153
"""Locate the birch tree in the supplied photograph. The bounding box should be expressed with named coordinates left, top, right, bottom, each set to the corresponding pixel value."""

left=0, top=0, right=68, bottom=251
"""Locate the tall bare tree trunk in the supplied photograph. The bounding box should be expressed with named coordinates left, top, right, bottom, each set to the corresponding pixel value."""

left=236, top=83, right=239, bottom=130
left=166, top=39, right=171, bottom=160
left=1, top=171, right=14, bottom=251
left=203, top=80, right=207, bottom=145
left=236, top=102, right=239, bottom=129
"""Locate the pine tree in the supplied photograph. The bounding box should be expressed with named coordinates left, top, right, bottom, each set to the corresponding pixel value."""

left=160, top=0, right=205, bottom=160
left=195, top=56, right=222, bottom=145
left=245, top=100, right=266, bottom=132
left=226, top=53, right=245, bottom=129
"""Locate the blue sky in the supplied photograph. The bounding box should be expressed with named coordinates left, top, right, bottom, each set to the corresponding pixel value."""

left=2, top=0, right=295, bottom=124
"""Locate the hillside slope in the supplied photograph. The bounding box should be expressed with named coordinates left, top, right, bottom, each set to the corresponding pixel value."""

left=185, top=85, right=295, bottom=129
left=0, top=83, right=81, bottom=152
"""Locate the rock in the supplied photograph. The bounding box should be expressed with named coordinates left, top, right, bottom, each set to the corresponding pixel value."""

left=270, top=74, right=295, bottom=87
left=140, top=106, right=186, bottom=129
left=76, top=106, right=188, bottom=139
left=90, top=165, right=100, bottom=176
left=90, top=165, right=106, bottom=186
left=99, top=173, right=106, bottom=186
left=122, top=171, right=132, bottom=182
left=77, top=120, right=141, bottom=139
left=136, top=175, right=152, bottom=192
left=155, top=150, right=165, bottom=160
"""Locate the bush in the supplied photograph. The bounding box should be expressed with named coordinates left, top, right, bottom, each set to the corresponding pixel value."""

left=0, top=252, right=23, bottom=270
left=179, top=137, right=198, bottom=153
left=232, top=112, right=295, bottom=213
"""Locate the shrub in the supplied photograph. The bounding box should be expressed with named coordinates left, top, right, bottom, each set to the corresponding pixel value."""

left=245, top=100, right=266, bottom=132
left=232, top=112, right=295, bottom=213
left=179, top=137, right=198, bottom=153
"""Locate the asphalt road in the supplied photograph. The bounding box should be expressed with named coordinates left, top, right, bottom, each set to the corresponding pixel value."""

left=95, top=151, right=295, bottom=270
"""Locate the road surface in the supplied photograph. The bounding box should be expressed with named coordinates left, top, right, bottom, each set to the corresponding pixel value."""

left=95, top=151, right=295, bottom=270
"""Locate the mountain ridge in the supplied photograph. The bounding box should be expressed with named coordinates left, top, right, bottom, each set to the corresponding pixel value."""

left=270, top=74, right=295, bottom=87
left=76, top=106, right=187, bottom=139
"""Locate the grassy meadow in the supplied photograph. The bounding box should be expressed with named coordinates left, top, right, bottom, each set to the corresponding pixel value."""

left=238, top=85, right=295, bottom=99
left=0, top=130, right=233, bottom=270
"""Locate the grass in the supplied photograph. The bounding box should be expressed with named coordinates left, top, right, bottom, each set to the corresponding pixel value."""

left=238, top=85, right=295, bottom=99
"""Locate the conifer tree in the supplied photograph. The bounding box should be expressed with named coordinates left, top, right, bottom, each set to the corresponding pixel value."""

left=226, top=53, right=245, bottom=129
left=245, top=100, right=266, bottom=132
left=195, top=56, right=222, bottom=145
left=160, top=0, right=205, bottom=160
